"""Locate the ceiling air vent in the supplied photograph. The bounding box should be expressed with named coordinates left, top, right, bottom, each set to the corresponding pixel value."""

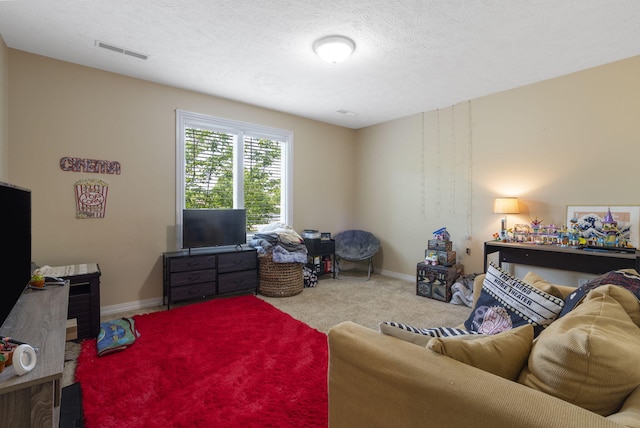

left=96, top=40, right=149, bottom=60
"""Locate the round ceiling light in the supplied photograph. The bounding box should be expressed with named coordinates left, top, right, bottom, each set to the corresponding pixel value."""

left=313, top=35, right=356, bottom=64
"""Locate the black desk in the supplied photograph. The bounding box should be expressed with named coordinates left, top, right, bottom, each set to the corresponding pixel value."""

left=484, top=241, right=640, bottom=275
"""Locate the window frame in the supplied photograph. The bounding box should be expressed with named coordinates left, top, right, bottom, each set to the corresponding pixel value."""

left=175, top=109, right=293, bottom=248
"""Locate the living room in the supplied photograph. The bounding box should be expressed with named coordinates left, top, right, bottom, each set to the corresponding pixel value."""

left=2, top=22, right=640, bottom=312
left=0, top=32, right=640, bottom=311
left=2, top=3, right=640, bottom=427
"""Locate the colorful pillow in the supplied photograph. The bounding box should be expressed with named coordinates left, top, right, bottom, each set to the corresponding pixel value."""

left=518, top=287, right=640, bottom=416
left=428, top=324, right=533, bottom=381
left=463, top=264, right=564, bottom=336
left=379, top=322, right=478, bottom=347
left=560, top=269, right=640, bottom=318
left=96, top=317, right=139, bottom=357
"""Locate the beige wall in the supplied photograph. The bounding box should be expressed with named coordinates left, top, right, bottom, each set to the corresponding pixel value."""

left=357, top=55, right=640, bottom=283
left=8, top=50, right=356, bottom=307
left=0, top=36, right=8, bottom=180
left=7, top=47, right=640, bottom=308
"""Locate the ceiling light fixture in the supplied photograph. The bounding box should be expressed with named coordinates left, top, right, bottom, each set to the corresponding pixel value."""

left=313, top=35, right=355, bottom=64
left=336, top=108, right=358, bottom=116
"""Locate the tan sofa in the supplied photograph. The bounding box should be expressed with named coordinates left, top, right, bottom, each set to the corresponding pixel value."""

left=328, top=274, right=640, bottom=428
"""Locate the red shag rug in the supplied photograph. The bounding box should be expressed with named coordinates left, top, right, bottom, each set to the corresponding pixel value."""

left=75, top=295, right=328, bottom=428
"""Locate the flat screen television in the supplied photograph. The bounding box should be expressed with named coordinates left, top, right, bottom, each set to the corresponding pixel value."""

left=182, top=209, right=247, bottom=249
left=0, top=181, right=31, bottom=332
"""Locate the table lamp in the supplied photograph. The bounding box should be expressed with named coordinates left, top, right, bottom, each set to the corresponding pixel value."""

left=494, top=197, right=519, bottom=240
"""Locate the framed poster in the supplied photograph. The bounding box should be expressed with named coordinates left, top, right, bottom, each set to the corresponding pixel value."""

left=566, top=205, right=639, bottom=248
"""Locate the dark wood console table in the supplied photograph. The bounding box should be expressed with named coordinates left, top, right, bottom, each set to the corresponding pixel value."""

left=484, top=241, right=640, bottom=275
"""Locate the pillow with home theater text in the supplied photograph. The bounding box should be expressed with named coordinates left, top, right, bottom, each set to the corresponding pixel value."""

left=463, top=263, right=564, bottom=336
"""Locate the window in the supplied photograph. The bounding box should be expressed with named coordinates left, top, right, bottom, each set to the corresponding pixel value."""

left=176, top=110, right=293, bottom=246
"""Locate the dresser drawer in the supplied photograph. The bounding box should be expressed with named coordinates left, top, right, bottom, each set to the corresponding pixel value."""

left=170, top=269, right=217, bottom=287
left=218, top=270, right=258, bottom=294
left=171, top=283, right=216, bottom=302
left=169, top=255, right=216, bottom=273
left=218, top=251, right=257, bottom=273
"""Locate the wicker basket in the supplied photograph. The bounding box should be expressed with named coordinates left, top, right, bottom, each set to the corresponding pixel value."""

left=258, top=253, right=304, bottom=297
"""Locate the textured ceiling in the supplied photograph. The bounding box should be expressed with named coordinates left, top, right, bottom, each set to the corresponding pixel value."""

left=1, top=1, right=640, bottom=129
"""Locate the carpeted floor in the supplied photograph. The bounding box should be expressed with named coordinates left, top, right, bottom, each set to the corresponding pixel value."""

left=63, top=273, right=472, bottom=388
left=259, top=272, right=472, bottom=333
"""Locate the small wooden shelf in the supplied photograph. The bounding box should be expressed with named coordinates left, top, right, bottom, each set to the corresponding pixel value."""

left=61, top=263, right=101, bottom=340
left=304, top=239, right=335, bottom=279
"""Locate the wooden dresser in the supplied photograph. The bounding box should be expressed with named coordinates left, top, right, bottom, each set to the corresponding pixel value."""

left=163, top=246, right=258, bottom=308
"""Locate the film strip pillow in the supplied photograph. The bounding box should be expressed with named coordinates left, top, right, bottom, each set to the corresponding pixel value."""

left=381, top=322, right=478, bottom=337
left=379, top=321, right=479, bottom=346
left=463, top=263, right=564, bottom=337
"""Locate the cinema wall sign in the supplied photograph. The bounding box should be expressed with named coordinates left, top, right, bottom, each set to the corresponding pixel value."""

left=60, top=157, right=121, bottom=175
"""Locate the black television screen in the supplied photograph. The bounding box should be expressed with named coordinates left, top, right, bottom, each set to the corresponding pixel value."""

left=182, top=209, right=247, bottom=249
left=0, top=181, right=31, bottom=331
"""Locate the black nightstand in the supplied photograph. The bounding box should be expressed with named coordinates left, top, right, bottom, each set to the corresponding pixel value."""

left=304, top=239, right=335, bottom=279
left=56, top=263, right=101, bottom=340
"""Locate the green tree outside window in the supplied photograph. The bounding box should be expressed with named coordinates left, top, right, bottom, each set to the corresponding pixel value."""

left=184, top=128, right=282, bottom=231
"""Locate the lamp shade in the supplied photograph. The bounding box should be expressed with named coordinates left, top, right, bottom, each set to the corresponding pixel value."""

left=493, top=197, right=519, bottom=214
left=313, top=35, right=355, bottom=64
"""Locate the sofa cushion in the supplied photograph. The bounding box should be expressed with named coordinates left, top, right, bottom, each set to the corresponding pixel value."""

left=518, top=286, right=640, bottom=416
left=428, top=324, right=533, bottom=381
left=463, top=264, right=564, bottom=336
left=521, top=271, right=564, bottom=296
left=379, top=322, right=477, bottom=347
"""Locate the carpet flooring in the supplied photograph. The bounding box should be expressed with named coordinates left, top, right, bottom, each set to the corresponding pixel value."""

left=258, top=272, right=472, bottom=333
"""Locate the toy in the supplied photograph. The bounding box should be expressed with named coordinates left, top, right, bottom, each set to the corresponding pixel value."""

left=424, top=251, right=438, bottom=266
left=432, top=227, right=450, bottom=241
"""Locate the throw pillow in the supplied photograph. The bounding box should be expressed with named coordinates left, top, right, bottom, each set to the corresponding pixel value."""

left=463, top=264, right=564, bottom=336
left=379, top=322, right=478, bottom=347
left=560, top=269, right=640, bottom=318
left=96, top=317, right=139, bottom=357
left=518, top=288, right=640, bottom=416
left=428, top=324, right=533, bottom=381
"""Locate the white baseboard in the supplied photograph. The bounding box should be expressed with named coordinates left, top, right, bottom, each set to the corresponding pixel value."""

left=378, top=269, right=414, bottom=283
left=100, top=297, right=165, bottom=317
left=99, top=271, right=413, bottom=316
